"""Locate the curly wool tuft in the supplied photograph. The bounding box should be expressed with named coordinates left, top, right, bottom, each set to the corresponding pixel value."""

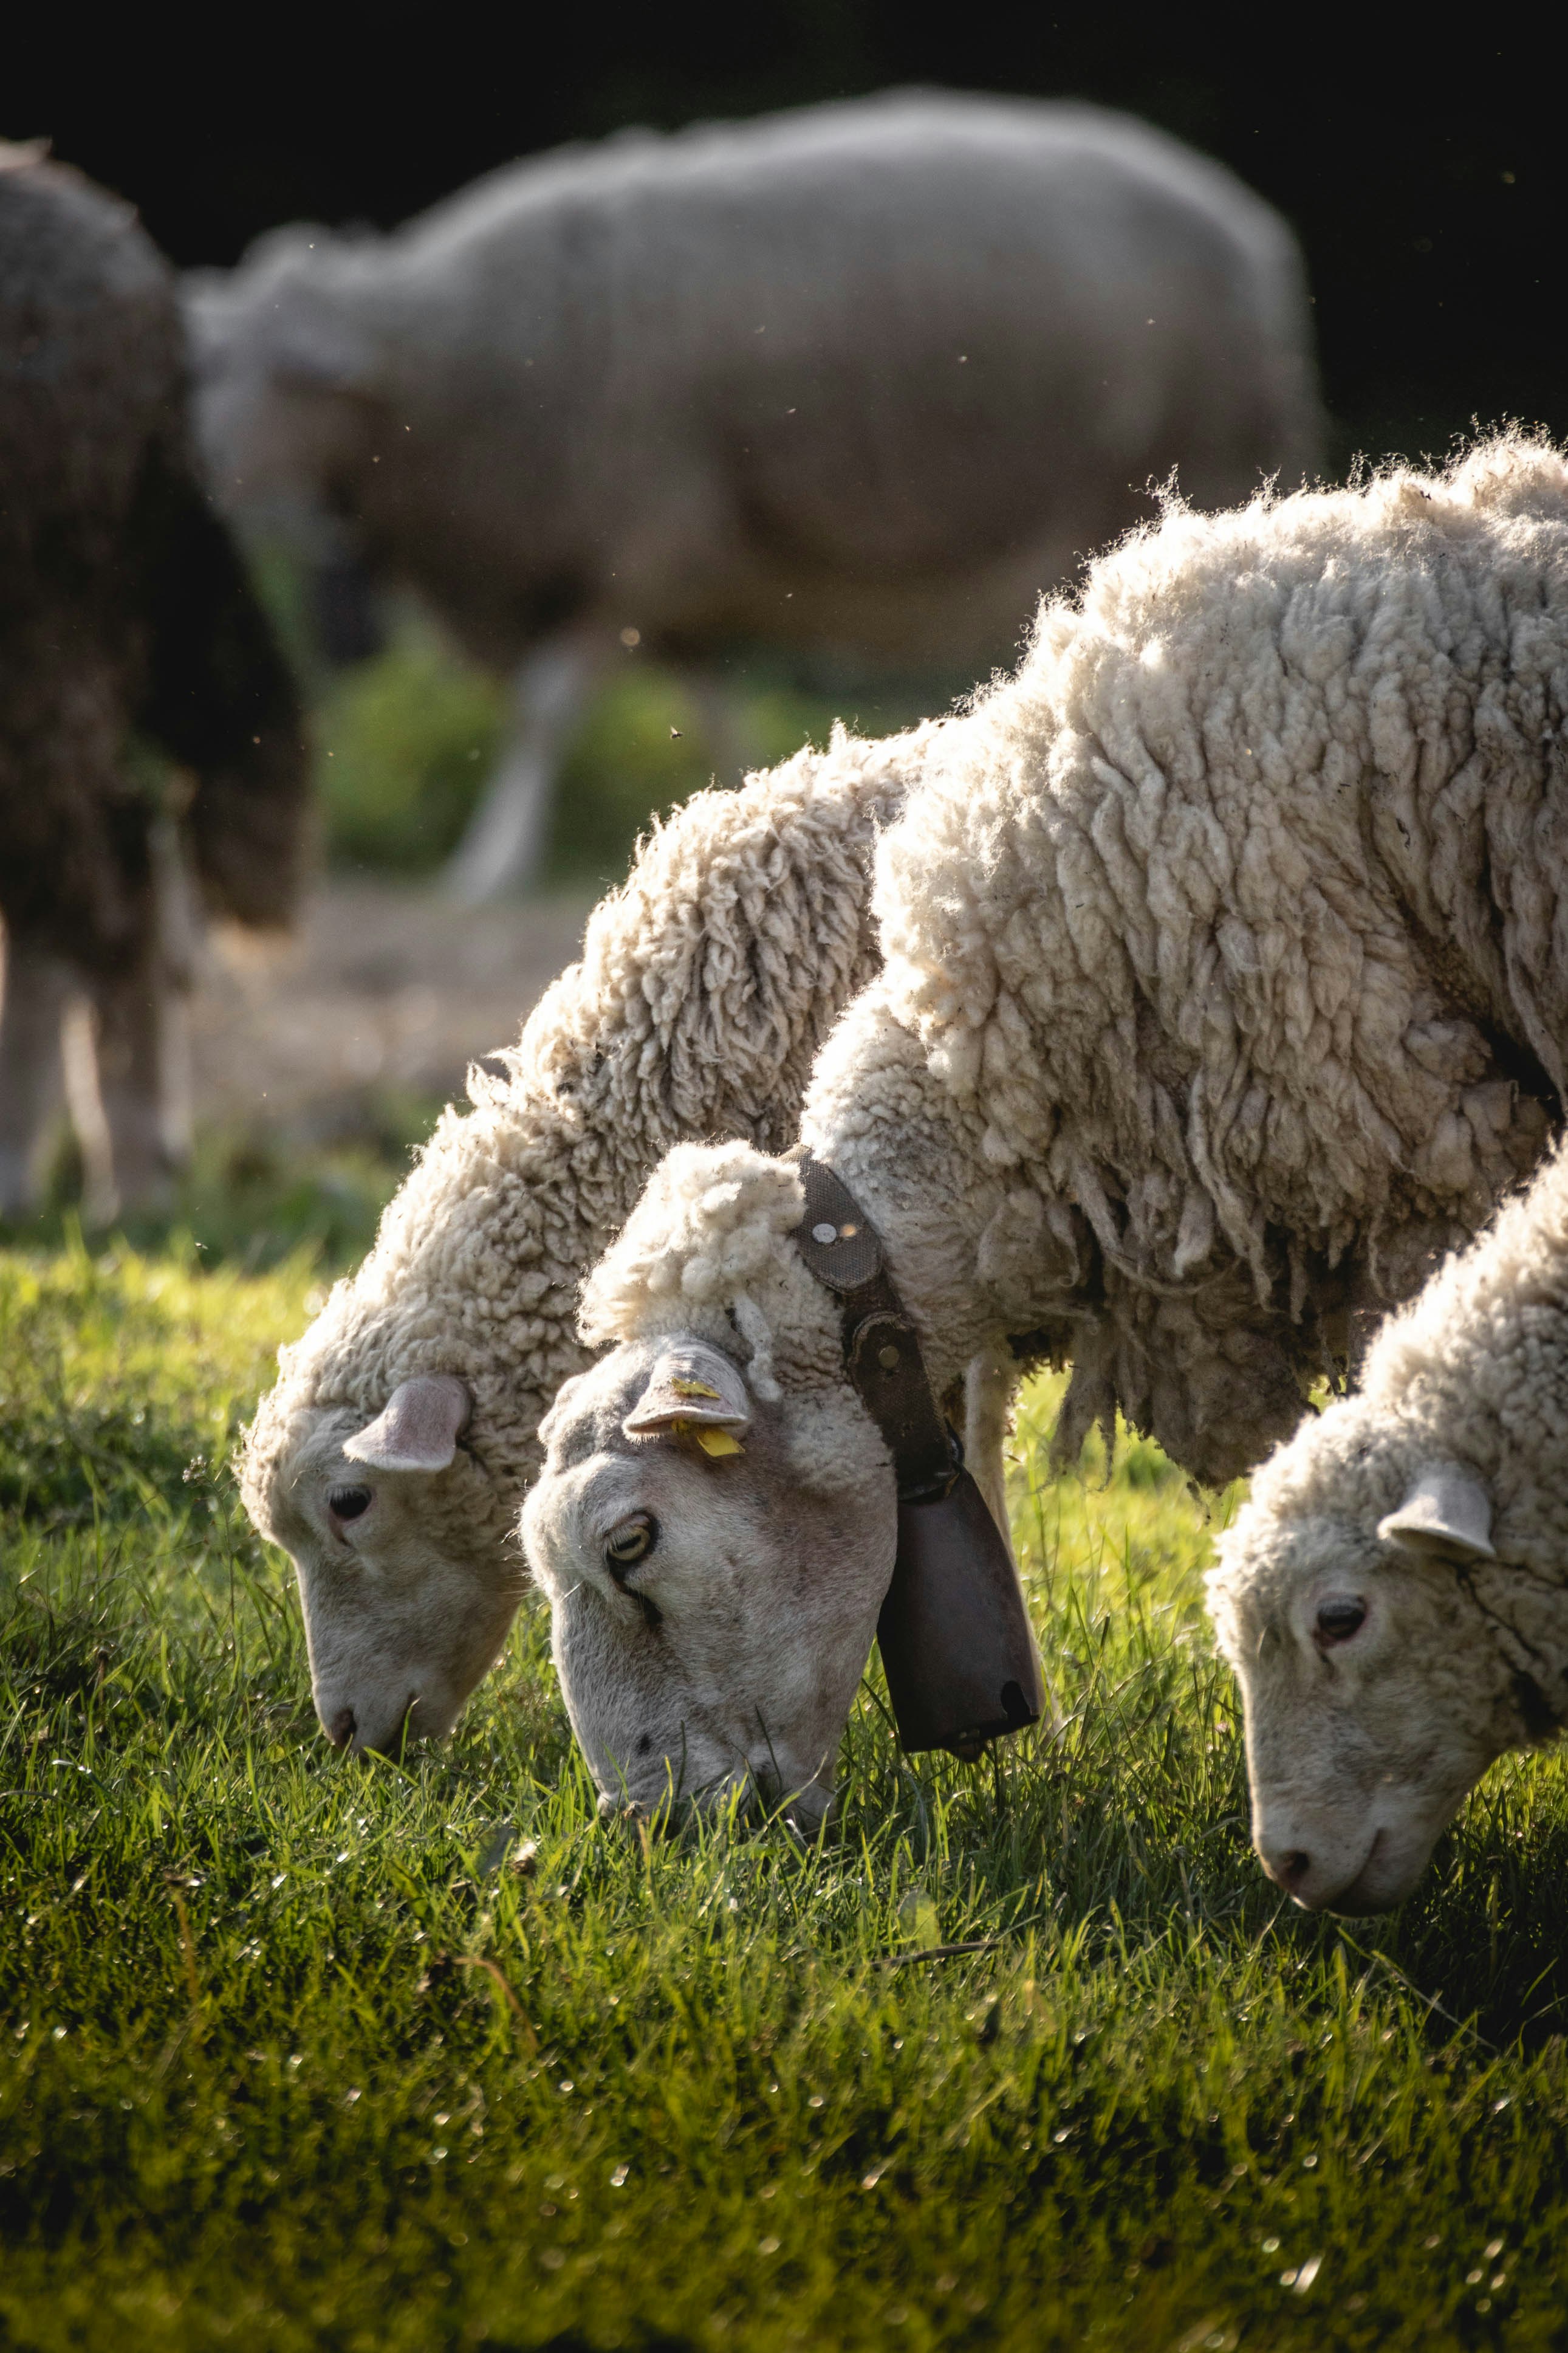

left=578, top=1141, right=806, bottom=1348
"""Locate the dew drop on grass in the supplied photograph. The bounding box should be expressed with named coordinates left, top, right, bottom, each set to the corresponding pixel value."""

left=1261, top=2239, right=1279, bottom=2255
left=1485, top=2239, right=1504, bottom=2259
left=610, top=2163, right=629, bottom=2187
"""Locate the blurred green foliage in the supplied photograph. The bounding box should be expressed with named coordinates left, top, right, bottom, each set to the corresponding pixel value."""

left=313, top=631, right=507, bottom=873
left=309, top=619, right=948, bottom=890
left=245, top=536, right=967, bottom=888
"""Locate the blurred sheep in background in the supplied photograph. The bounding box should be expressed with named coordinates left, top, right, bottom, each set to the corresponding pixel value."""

left=187, top=91, right=1322, bottom=902
left=0, top=144, right=309, bottom=1220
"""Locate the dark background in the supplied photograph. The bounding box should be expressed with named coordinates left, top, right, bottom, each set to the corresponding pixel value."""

left=11, top=3, right=1566, bottom=462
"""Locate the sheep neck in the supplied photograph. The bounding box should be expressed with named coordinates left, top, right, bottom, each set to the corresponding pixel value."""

left=796, top=1004, right=1018, bottom=1407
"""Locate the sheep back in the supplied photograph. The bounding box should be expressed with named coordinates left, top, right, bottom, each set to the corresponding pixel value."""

left=872, top=438, right=1568, bottom=1475
left=193, top=94, right=1321, bottom=675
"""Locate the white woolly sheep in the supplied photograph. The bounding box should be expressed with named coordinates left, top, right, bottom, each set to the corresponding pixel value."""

left=241, top=726, right=937, bottom=1754
left=186, top=91, right=1320, bottom=898
left=1208, top=1135, right=1568, bottom=1915
left=0, top=146, right=309, bottom=1221
left=521, top=436, right=1568, bottom=1825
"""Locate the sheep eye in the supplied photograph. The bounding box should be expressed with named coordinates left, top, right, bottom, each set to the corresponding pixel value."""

left=605, top=1513, right=657, bottom=1571
left=1315, top=1595, right=1368, bottom=1646
left=329, top=1485, right=373, bottom=1523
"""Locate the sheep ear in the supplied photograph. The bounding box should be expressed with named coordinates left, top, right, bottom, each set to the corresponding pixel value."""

left=623, top=1344, right=751, bottom=1441
left=343, top=1375, right=470, bottom=1472
left=1377, top=1463, right=1496, bottom=1561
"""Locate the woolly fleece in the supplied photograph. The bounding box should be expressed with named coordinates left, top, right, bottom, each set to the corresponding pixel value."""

left=582, top=438, right=1568, bottom=1488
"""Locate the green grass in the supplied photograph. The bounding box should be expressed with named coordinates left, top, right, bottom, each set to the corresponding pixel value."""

left=5, top=1242, right=1568, bottom=2348
left=9, top=1090, right=442, bottom=1281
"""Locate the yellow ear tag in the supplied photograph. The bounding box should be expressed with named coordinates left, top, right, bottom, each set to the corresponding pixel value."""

left=694, top=1427, right=745, bottom=1458
left=671, top=1377, right=724, bottom=1400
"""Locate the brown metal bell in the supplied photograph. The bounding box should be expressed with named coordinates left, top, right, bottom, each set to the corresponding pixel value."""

left=875, top=1468, right=1045, bottom=1759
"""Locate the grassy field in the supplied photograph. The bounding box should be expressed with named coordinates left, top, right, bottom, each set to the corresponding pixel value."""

left=5, top=1224, right=1568, bottom=2349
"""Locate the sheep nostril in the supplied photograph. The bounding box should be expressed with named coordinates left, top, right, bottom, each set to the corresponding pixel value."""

left=1270, top=1848, right=1311, bottom=1890
left=326, top=1706, right=357, bottom=1750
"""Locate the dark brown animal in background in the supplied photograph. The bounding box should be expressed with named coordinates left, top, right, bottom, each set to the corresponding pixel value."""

left=0, top=142, right=309, bottom=1219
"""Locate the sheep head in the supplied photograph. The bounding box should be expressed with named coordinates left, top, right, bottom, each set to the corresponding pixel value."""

left=1208, top=1398, right=1537, bottom=1914
left=520, top=1142, right=897, bottom=1825
left=183, top=228, right=380, bottom=526
left=243, top=1372, right=524, bottom=1757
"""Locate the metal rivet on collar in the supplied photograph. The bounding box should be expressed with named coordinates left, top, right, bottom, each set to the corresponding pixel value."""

left=878, top=1344, right=900, bottom=1370
left=812, top=1221, right=838, bottom=1245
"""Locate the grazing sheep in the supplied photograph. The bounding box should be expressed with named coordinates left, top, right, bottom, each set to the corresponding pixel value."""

left=1208, top=1138, right=1568, bottom=1915
left=0, top=145, right=308, bottom=1220
left=239, top=727, right=932, bottom=1755
left=521, top=436, right=1568, bottom=1823
left=186, top=91, right=1321, bottom=899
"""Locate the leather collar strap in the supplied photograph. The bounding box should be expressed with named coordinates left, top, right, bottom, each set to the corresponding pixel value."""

left=789, top=1155, right=958, bottom=1504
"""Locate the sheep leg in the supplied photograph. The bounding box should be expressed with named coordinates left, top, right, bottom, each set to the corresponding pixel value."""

left=79, top=956, right=193, bottom=1223
left=77, top=837, right=197, bottom=1223
left=963, top=1344, right=1064, bottom=1731
left=445, top=637, right=604, bottom=904
left=0, top=931, right=74, bottom=1217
